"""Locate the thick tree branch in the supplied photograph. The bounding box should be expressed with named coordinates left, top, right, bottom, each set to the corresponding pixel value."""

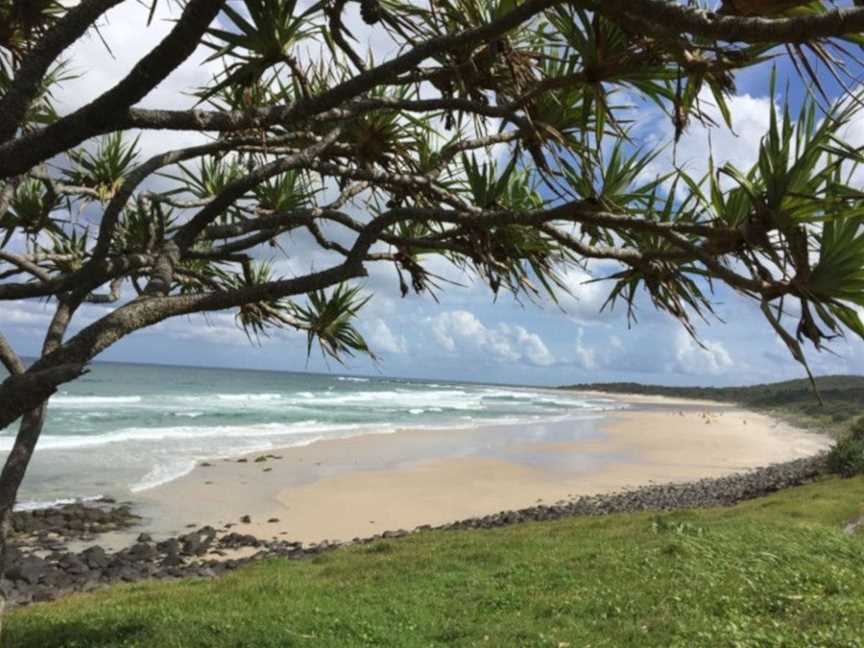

left=0, top=0, right=558, bottom=173
left=0, top=0, right=225, bottom=177
left=0, top=0, right=125, bottom=144
left=0, top=334, right=25, bottom=376
left=0, top=363, right=87, bottom=431
left=597, top=0, right=864, bottom=43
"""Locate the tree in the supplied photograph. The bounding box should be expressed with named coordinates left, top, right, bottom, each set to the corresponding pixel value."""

left=2, top=0, right=864, bottom=616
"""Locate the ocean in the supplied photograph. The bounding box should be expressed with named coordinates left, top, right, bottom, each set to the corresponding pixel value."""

left=2, top=362, right=620, bottom=508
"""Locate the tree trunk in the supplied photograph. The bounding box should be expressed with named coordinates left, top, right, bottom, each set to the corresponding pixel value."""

left=0, top=405, right=47, bottom=634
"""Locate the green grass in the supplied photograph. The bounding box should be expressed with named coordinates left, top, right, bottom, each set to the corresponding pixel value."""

left=5, top=477, right=864, bottom=647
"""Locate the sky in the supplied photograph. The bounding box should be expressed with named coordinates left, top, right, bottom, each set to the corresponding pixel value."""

left=4, top=1, right=864, bottom=387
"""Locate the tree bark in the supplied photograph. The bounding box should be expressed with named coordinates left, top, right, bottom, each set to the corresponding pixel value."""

left=0, top=406, right=47, bottom=632
left=0, top=301, right=76, bottom=631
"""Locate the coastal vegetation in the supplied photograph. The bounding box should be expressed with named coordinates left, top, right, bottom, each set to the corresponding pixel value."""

left=4, top=475, right=863, bottom=647
left=827, top=417, right=864, bottom=478
left=562, top=375, right=864, bottom=435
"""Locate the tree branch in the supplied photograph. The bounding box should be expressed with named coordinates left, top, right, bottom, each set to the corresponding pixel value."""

left=598, top=0, right=864, bottom=43
left=0, top=0, right=125, bottom=144
left=0, top=0, right=225, bottom=177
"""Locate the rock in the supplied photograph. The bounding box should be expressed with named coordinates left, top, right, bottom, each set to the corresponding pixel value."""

left=81, top=546, right=110, bottom=570
left=254, top=456, right=267, bottom=463
left=137, top=532, right=153, bottom=543
left=129, top=543, right=157, bottom=561
left=161, top=553, right=184, bottom=568
left=7, top=556, right=48, bottom=585
left=32, top=590, right=56, bottom=603
left=240, top=515, right=251, bottom=524
left=180, top=536, right=201, bottom=556
left=157, top=537, right=180, bottom=553
left=267, top=518, right=280, bottom=523
left=81, top=577, right=101, bottom=592
left=58, top=555, right=89, bottom=576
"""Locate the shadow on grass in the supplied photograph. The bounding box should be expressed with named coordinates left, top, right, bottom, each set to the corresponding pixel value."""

left=3, top=619, right=150, bottom=648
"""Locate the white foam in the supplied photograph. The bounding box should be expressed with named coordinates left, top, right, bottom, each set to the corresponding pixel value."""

left=130, top=458, right=199, bottom=493
left=288, top=389, right=482, bottom=411
left=128, top=434, right=333, bottom=492
left=216, top=393, right=283, bottom=402
left=14, top=495, right=105, bottom=512
left=0, top=420, right=395, bottom=452
left=52, top=395, right=143, bottom=406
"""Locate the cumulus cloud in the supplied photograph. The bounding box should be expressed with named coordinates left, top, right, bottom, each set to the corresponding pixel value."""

left=55, top=2, right=221, bottom=115
left=47, top=0, right=244, bottom=174
left=0, top=301, right=55, bottom=327
left=636, top=90, right=774, bottom=192
left=671, top=329, right=734, bottom=376
left=365, top=319, right=408, bottom=355
left=426, top=310, right=554, bottom=367
left=557, top=267, right=610, bottom=321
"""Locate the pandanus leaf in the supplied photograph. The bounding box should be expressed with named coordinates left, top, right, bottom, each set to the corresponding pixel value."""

left=290, top=284, right=375, bottom=363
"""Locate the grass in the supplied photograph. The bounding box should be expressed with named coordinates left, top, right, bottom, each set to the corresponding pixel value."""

left=4, top=476, right=864, bottom=647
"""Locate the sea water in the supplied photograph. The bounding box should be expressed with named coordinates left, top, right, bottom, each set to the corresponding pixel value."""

left=1, top=362, right=620, bottom=507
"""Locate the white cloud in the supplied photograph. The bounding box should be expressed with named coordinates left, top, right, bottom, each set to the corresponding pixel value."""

left=0, top=301, right=54, bottom=327
left=426, top=310, right=554, bottom=366
left=641, top=91, right=774, bottom=187
left=365, top=318, right=407, bottom=355
left=571, top=327, right=597, bottom=370
left=672, top=328, right=734, bottom=376
left=55, top=2, right=221, bottom=114
left=52, top=1, right=222, bottom=162
left=509, top=325, right=555, bottom=366
left=558, top=265, right=616, bottom=324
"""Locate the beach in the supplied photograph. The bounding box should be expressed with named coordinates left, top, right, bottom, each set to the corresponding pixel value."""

left=126, top=394, right=831, bottom=546
left=5, top=390, right=836, bottom=608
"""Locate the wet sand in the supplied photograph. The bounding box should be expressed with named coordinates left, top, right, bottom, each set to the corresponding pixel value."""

left=114, top=394, right=831, bottom=547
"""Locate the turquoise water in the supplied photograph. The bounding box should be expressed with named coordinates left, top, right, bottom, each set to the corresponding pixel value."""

left=2, top=362, right=619, bottom=507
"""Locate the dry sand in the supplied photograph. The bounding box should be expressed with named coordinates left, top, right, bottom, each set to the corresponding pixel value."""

left=130, top=395, right=830, bottom=546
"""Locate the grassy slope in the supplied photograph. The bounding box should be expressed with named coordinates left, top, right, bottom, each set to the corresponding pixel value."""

left=5, top=476, right=864, bottom=648
left=561, top=375, right=864, bottom=436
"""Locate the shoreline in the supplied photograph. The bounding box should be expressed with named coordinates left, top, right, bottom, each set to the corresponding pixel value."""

left=123, top=394, right=830, bottom=546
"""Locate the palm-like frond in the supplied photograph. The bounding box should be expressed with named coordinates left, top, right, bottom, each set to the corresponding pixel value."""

left=201, top=0, right=323, bottom=101
left=1, top=178, right=64, bottom=246
left=290, top=284, right=375, bottom=362
left=253, top=170, right=315, bottom=213
left=63, top=133, right=141, bottom=202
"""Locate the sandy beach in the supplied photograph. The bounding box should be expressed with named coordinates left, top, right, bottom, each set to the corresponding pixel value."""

left=115, top=394, right=831, bottom=548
